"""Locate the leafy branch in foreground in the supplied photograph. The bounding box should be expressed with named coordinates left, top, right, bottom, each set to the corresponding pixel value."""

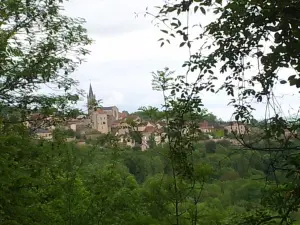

left=146, top=0, right=300, bottom=224
left=0, top=0, right=92, bottom=121
left=151, top=67, right=213, bottom=224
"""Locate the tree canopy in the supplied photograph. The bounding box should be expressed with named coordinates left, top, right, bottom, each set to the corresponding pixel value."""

left=143, top=0, right=300, bottom=224
left=0, top=0, right=92, bottom=120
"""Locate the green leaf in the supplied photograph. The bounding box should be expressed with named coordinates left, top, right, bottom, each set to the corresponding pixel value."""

left=170, top=23, right=178, bottom=27
left=200, top=7, right=206, bottom=15
left=288, top=75, right=296, bottom=81
left=279, top=80, right=287, bottom=84
left=194, top=6, right=199, bottom=13
left=180, top=42, right=186, bottom=47
left=160, top=29, right=168, bottom=34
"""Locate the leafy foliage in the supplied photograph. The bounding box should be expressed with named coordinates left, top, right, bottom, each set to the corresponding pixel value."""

left=0, top=0, right=92, bottom=122
left=143, top=0, right=300, bottom=223
left=205, top=140, right=216, bottom=153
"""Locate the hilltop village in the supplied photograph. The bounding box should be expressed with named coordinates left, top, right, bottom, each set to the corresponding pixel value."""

left=28, top=84, right=295, bottom=150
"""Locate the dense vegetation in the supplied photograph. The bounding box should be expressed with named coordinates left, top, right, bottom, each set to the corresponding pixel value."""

left=4, top=127, right=298, bottom=225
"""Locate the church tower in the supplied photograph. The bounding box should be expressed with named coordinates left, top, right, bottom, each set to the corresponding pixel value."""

left=87, top=83, right=96, bottom=114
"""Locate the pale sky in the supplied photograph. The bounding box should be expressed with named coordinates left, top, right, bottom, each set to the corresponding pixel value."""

left=63, top=0, right=299, bottom=121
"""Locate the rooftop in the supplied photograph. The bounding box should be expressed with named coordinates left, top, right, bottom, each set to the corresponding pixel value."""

left=102, top=106, right=115, bottom=110
left=35, top=129, right=51, bottom=134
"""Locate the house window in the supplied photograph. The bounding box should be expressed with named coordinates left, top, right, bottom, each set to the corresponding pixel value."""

left=103, top=122, right=106, bottom=125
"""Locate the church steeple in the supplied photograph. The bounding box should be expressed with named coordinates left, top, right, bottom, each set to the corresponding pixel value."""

left=87, top=83, right=96, bottom=113
left=88, top=83, right=94, bottom=99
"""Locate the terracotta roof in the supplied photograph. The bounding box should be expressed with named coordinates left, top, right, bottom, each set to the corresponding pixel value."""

left=96, top=109, right=107, bottom=114
left=199, top=121, right=214, bottom=129
left=143, top=126, right=156, bottom=133
left=119, top=112, right=127, bottom=118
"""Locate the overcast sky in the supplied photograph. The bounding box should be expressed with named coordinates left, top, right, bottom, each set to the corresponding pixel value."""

left=63, top=0, right=299, bottom=121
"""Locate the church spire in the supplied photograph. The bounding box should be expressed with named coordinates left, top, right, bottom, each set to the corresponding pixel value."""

left=88, top=83, right=94, bottom=98
left=87, top=83, right=96, bottom=114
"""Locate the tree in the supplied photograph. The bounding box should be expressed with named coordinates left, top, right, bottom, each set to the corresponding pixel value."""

left=129, top=130, right=143, bottom=145
left=147, top=133, right=156, bottom=149
left=150, top=67, right=210, bottom=225
left=0, top=0, right=92, bottom=121
left=205, top=140, right=217, bottom=153
left=137, top=106, right=164, bottom=122
left=0, top=1, right=92, bottom=224
left=52, top=128, right=76, bottom=139
left=93, top=133, right=120, bottom=148
left=146, top=0, right=300, bottom=223
left=87, top=98, right=103, bottom=113
left=66, top=109, right=85, bottom=118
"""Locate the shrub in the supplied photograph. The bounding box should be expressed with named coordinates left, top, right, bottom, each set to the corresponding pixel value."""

left=217, top=139, right=231, bottom=148
left=205, top=140, right=217, bottom=153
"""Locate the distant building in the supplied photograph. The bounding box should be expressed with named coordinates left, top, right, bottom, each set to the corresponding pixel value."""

left=119, top=112, right=128, bottom=120
left=87, top=83, right=119, bottom=134
left=35, top=129, right=52, bottom=140
left=91, top=109, right=110, bottom=134
left=199, top=120, right=214, bottom=133
left=224, top=122, right=246, bottom=135
left=68, top=117, right=91, bottom=134
left=101, top=106, right=119, bottom=127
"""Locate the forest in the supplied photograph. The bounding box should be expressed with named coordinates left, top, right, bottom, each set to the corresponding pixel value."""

left=3, top=126, right=300, bottom=225
left=1, top=0, right=300, bottom=224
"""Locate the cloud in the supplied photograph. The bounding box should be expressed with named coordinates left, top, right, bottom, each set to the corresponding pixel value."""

left=62, top=0, right=299, bottom=121
left=103, top=91, right=124, bottom=105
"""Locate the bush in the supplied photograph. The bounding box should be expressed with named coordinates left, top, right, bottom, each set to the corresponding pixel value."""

left=205, top=140, right=217, bottom=153
left=217, top=139, right=231, bottom=148
left=215, top=144, right=228, bottom=155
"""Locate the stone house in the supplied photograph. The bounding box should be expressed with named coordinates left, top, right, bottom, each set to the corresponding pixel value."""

left=199, top=120, right=214, bottom=133
left=141, top=126, right=165, bottom=150
left=118, top=112, right=128, bottom=120
left=91, top=109, right=110, bottom=134
left=137, top=121, right=155, bottom=132
left=116, top=121, right=131, bottom=135
left=224, top=122, right=246, bottom=135
left=35, top=128, right=52, bottom=140
left=102, top=106, right=119, bottom=127
left=118, top=134, right=136, bottom=148
left=68, top=117, right=91, bottom=134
